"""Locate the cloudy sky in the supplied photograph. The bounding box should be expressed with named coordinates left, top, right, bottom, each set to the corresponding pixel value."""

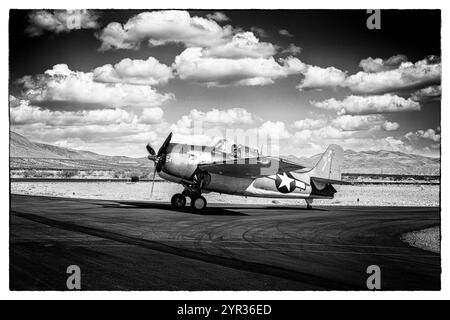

left=9, top=9, right=441, bottom=157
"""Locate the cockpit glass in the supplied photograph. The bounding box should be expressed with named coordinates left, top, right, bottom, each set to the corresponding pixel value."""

left=212, top=139, right=260, bottom=158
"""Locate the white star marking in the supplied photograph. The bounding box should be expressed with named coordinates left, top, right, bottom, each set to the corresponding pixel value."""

left=278, top=172, right=294, bottom=191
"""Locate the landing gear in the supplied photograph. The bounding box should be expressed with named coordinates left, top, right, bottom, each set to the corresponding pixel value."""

left=169, top=184, right=208, bottom=212
left=305, top=199, right=313, bottom=210
left=171, top=171, right=210, bottom=211
left=191, top=196, right=207, bottom=212
left=171, top=193, right=186, bottom=208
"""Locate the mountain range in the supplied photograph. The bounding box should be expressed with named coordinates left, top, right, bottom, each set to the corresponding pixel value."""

left=10, top=131, right=440, bottom=175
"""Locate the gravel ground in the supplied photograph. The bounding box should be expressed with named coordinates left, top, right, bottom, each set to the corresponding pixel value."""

left=402, top=226, right=441, bottom=253
left=10, top=181, right=440, bottom=207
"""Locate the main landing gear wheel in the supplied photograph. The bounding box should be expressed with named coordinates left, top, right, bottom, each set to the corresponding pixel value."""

left=171, top=193, right=186, bottom=209
left=191, top=196, right=207, bottom=212
left=305, top=199, right=313, bottom=210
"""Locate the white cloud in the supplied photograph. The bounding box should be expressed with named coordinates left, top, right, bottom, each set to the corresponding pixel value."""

left=10, top=100, right=168, bottom=127
left=93, top=57, right=173, bottom=86
left=10, top=103, right=136, bottom=126
left=26, top=10, right=100, bottom=36
left=97, top=10, right=234, bottom=51
left=382, top=121, right=400, bottom=131
left=281, top=43, right=302, bottom=56
left=297, top=65, right=347, bottom=91
left=331, top=115, right=382, bottom=131
left=294, top=55, right=441, bottom=94
left=18, top=64, right=174, bottom=109
left=206, top=12, right=230, bottom=22
left=201, top=32, right=277, bottom=59
left=173, top=108, right=256, bottom=130
left=345, top=55, right=441, bottom=94
left=401, top=128, right=441, bottom=155
left=258, top=121, right=291, bottom=139
left=311, top=94, right=420, bottom=115
left=139, top=108, right=164, bottom=124
left=173, top=48, right=304, bottom=87
left=359, top=54, right=408, bottom=73
left=279, top=29, right=293, bottom=37
left=405, top=128, right=441, bottom=143
left=411, top=85, right=441, bottom=101
left=293, top=118, right=327, bottom=130
left=331, top=114, right=399, bottom=132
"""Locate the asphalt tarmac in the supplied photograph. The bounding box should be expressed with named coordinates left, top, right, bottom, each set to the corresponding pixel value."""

left=10, top=194, right=440, bottom=290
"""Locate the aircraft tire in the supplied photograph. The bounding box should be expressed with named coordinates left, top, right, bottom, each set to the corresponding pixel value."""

left=171, top=193, right=186, bottom=208
left=191, top=196, right=207, bottom=212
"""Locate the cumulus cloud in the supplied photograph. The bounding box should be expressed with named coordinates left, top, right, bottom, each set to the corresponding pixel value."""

left=11, top=102, right=138, bottom=126
left=281, top=43, right=302, bottom=56
left=297, top=65, right=347, bottom=91
left=293, top=118, right=327, bottom=130
left=279, top=29, right=293, bottom=37
left=294, top=114, right=399, bottom=134
left=201, top=32, right=277, bottom=59
left=17, top=64, right=173, bottom=109
left=206, top=12, right=230, bottom=22
left=345, top=55, right=441, bottom=94
left=173, top=48, right=304, bottom=87
left=96, top=10, right=234, bottom=51
left=10, top=97, right=170, bottom=157
left=401, top=128, right=441, bottom=154
left=258, top=121, right=291, bottom=139
left=405, top=128, right=441, bottom=143
left=411, top=85, right=441, bottom=102
left=174, top=108, right=256, bottom=129
left=10, top=98, right=167, bottom=127
left=359, top=54, right=408, bottom=73
left=311, top=94, right=420, bottom=115
left=294, top=55, right=441, bottom=94
left=93, top=57, right=173, bottom=86
left=332, top=115, right=380, bottom=131
left=139, top=108, right=165, bottom=124
left=382, top=121, right=400, bottom=131
left=26, top=10, right=100, bottom=36
left=330, top=114, right=399, bottom=132
left=290, top=124, right=438, bottom=157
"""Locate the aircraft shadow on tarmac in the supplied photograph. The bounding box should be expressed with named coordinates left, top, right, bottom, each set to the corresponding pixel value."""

left=106, top=201, right=249, bottom=216
left=265, top=206, right=328, bottom=212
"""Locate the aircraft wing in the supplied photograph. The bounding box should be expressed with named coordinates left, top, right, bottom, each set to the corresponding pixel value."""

left=310, top=176, right=351, bottom=185
left=198, top=156, right=307, bottom=178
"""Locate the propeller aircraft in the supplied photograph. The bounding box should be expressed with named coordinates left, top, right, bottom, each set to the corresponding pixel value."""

left=146, top=132, right=347, bottom=211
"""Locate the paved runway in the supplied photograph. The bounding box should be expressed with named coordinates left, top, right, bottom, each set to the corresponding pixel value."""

left=10, top=194, right=440, bottom=290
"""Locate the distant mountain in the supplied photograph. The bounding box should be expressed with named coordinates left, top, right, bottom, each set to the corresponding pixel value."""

left=10, top=131, right=151, bottom=171
left=285, top=149, right=440, bottom=175
left=10, top=131, right=440, bottom=174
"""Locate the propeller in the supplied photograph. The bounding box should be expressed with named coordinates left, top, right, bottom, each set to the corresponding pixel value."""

left=146, top=132, right=173, bottom=198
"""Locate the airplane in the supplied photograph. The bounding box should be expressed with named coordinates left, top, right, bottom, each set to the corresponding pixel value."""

left=146, top=132, right=348, bottom=211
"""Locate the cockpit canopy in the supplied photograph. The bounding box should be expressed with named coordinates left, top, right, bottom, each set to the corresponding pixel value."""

left=212, top=138, right=260, bottom=158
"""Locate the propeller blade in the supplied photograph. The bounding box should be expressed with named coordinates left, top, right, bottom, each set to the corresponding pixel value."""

left=157, top=132, right=173, bottom=157
left=150, top=166, right=157, bottom=198
left=146, top=144, right=156, bottom=156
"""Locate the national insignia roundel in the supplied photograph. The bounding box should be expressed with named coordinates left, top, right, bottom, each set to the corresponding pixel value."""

left=275, top=172, right=297, bottom=193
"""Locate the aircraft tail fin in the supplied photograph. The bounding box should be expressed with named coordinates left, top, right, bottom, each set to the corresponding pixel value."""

left=311, top=144, right=344, bottom=181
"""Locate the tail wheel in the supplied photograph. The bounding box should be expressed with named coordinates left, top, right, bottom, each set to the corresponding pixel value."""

left=171, top=193, right=186, bottom=209
left=191, top=196, right=207, bottom=212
